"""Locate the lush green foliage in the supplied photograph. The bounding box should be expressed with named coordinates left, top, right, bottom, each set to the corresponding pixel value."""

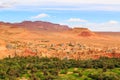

left=0, top=56, right=120, bottom=80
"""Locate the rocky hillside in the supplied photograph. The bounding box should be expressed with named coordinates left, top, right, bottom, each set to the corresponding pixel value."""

left=67, top=27, right=96, bottom=37
left=0, top=21, right=70, bottom=32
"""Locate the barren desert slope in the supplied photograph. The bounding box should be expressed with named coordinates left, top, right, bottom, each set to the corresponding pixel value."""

left=0, top=21, right=120, bottom=59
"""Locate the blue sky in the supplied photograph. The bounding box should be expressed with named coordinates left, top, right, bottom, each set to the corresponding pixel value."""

left=0, top=0, right=120, bottom=31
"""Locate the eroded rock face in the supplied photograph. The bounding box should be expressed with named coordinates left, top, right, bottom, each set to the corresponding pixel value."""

left=71, top=28, right=96, bottom=37
left=80, top=31, right=91, bottom=36
left=79, top=31, right=96, bottom=37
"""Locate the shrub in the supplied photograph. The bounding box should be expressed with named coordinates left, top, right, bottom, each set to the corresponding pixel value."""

left=60, top=69, right=68, bottom=74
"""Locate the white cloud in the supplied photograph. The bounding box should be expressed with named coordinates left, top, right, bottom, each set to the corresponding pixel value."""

left=85, top=20, right=120, bottom=31
left=1, top=0, right=120, bottom=5
left=1, top=0, right=120, bottom=11
left=31, top=13, right=49, bottom=19
left=108, top=20, right=119, bottom=24
left=0, top=1, right=14, bottom=8
left=67, top=18, right=87, bottom=22
left=67, top=20, right=120, bottom=31
left=56, top=0, right=120, bottom=4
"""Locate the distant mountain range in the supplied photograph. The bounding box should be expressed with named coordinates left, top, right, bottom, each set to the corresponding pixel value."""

left=0, top=21, right=70, bottom=31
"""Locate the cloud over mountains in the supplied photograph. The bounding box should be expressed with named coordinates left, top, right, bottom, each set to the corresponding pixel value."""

left=67, top=18, right=87, bottom=22
left=31, top=13, right=50, bottom=19
left=0, top=0, right=120, bottom=31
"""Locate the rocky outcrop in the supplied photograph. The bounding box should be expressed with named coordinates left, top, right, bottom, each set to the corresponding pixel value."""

left=71, top=27, right=96, bottom=37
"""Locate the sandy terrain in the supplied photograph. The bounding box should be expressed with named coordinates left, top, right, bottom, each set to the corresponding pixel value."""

left=0, top=21, right=120, bottom=59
